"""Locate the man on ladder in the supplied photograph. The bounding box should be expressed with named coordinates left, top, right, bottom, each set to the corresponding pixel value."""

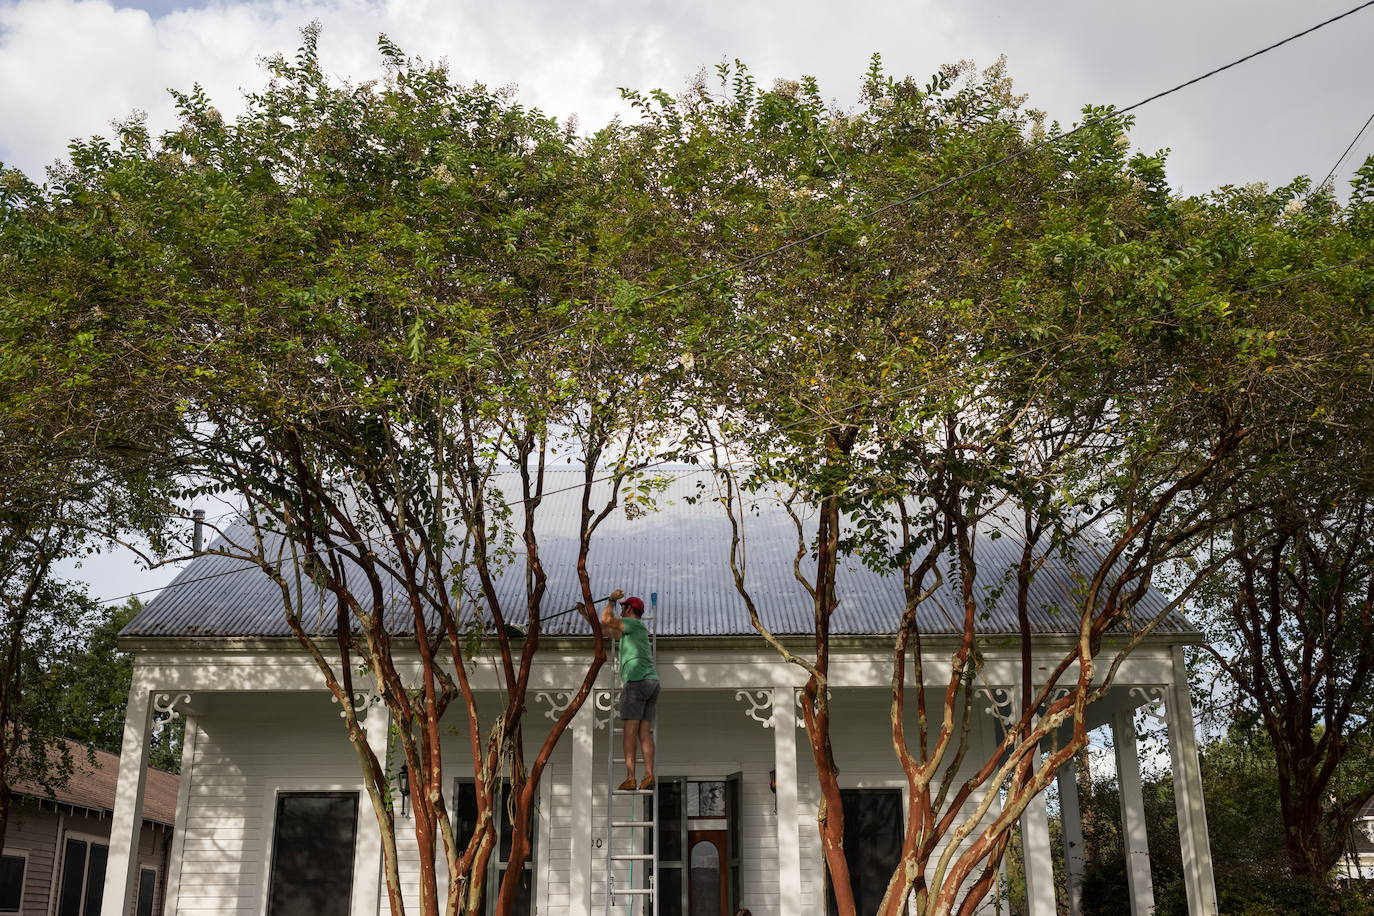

left=601, top=589, right=659, bottom=790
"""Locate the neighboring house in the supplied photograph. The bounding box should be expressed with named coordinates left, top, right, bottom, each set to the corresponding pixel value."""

left=101, top=471, right=1219, bottom=916
left=1338, top=798, right=1374, bottom=881
left=3, top=739, right=177, bottom=916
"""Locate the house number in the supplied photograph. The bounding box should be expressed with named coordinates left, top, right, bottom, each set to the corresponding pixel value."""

left=593, top=837, right=603, bottom=849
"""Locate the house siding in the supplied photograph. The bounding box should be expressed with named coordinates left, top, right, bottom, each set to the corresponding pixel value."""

left=167, top=686, right=1009, bottom=916
left=171, top=694, right=369, bottom=916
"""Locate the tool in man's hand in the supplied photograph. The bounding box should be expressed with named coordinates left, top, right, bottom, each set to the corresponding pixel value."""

left=503, top=595, right=613, bottom=638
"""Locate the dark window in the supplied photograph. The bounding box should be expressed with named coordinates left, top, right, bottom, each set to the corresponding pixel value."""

left=0, top=854, right=25, bottom=912
left=497, top=782, right=533, bottom=863
left=57, top=841, right=87, bottom=916
left=826, top=789, right=903, bottom=916
left=266, top=792, right=359, bottom=916
left=136, top=868, right=157, bottom=916
left=454, top=780, right=479, bottom=850
left=656, top=778, right=686, bottom=916
left=657, top=866, right=683, bottom=916
left=452, top=780, right=533, bottom=916
left=57, top=838, right=108, bottom=916
left=656, top=780, right=684, bottom=863
left=82, top=846, right=106, bottom=916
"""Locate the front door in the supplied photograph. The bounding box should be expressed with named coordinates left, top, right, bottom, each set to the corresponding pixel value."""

left=655, top=775, right=742, bottom=916
left=687, top=830, right=728, bottom=916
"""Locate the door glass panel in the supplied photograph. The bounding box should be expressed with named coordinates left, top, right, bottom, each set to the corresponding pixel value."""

left=82, top=844, right=107, bottom=916
left=687, top=782, right=725, bottom=818
left=656, top=781, right=684, bottom=863
left=57, top=840, right=86, bottom=916
left=267, top=792, right=359, bottom=916
left=492, top=867, right=531, bottom=916
left=688, top=841, right=720, bottom=916
left=454, top=780, right=478, bottom=849
left=657, top=866, right=683, bottom=916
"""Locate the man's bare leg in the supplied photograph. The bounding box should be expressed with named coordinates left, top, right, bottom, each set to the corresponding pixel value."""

left=619, top=719, right=640, bottom=789
left=639, top=720, right=656, bottom=787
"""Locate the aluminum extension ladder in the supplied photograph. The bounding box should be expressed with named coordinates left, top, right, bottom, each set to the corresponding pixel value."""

left=604, top=592, right=659, bottom=916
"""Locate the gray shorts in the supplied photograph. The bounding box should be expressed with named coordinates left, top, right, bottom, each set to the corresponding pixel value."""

left=619, top=679, right=660, bottom=721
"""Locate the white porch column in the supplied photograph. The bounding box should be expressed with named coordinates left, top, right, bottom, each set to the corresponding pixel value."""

left=1057, top=759, right=1087, bottom=916
left=354, top=703, right=391, bottom=916
left=772, top=686, right=802, bottom=916
left=1167, top=648, right=1219, bottom=916
left=568, top=694, right=597, bottom=916
left=160, top=714, right=200, bottom=916
left=1112, top=711, right=1155, bottom=916
left=101, top=669, right=154, bottom=916
left=1019, top=751, right=1057, bottom=916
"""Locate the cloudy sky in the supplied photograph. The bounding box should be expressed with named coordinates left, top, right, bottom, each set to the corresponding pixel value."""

left=15, top=0, right=1374, bottom=602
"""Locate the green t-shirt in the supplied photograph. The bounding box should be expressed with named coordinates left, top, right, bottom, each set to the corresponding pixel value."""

left=619, top=617, right=658, bottom=682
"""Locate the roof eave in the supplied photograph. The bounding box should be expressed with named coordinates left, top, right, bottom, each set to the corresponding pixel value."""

left=119, top=628, right=1203, bottom=656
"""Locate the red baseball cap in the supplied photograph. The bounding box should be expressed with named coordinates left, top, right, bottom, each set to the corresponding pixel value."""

left=620, top=596, right=645, bottom=613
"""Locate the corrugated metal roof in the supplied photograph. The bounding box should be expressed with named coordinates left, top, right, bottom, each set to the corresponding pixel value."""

left=124, top=469, right=1196, bottom=639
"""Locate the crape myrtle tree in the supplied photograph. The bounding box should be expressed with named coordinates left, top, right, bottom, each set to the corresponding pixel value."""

left=11, top=32, right=691, bottom=916
left=173, top=43, right=690, bottom=916
left=639, top=58, right=1284, bottom=915
left=0, top=166, right=180, bottom=842
left=1188, top=166, right=1374, bottom=881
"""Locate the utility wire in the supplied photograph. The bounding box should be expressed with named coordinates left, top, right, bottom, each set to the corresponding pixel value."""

left=98, top=250, right=1374, bottom=608
left=510, top=0, right=1374, bottom=353
left=1320, top=107, right=1374, bottom=191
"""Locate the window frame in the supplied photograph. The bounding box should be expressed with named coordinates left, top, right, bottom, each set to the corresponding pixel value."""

left=265, top=791, right=359, bottom=916
left=0, top=848, right=28, bottom=914
left=135, top=866, right=159, bottom=916
left=57, top=832, right=110, bottom=916
left=824, top=786, right=905, bottom=916
left=257, top=782, right=366, bottom=916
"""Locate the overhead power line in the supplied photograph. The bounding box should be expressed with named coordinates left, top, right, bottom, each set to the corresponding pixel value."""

left=630, top=0, right=1374, bottom=307
left=99, top=251, right=1374, bottom=608
left=1320, top=107, right=1374, bottom=191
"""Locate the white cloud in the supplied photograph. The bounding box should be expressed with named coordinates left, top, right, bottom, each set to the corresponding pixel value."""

left=3, top=0, right=1372, bottom=193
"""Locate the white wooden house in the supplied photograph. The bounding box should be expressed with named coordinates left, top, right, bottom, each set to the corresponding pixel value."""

left=100, top=471, right=1219, bottom=916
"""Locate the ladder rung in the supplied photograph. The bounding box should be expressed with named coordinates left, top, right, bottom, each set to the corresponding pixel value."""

left=613, top=889, right=654, bottom=896
left=613, top=788, right=654, bottom=795
left=611, top=820, right=655, bottom=828
left=612, top=853, right=654, bottom=861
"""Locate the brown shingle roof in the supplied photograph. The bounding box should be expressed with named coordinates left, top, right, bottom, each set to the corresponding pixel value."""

left=13, top=739, right=179, bottom=827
